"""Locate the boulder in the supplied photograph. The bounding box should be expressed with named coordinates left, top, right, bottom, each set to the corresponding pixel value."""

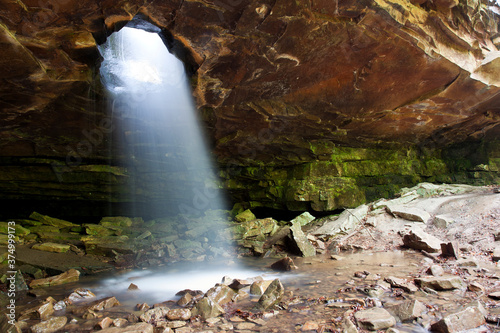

left=402, top=229, right=442, bottom=253
left=30, top=316, right=67, bottom=333
left=255, top=278, right=284, bottom=310
left=250, top=280, right=273, bottom=296
left=354, top=307, right=396, bottom=330
left=289, top=222, right=316, bottom=257
left=430, top=306, right=486, bottom=332
left=29, top=269, right=80, bottom=289
left=205, top=284, right=236, bottom=306
left=415, top=276, right=465, bottom=290
left=270, top=257, right=297, bottom=271
left=32, top=243, right=70, bottom=253
left=234, top=218, right=278, bottom=239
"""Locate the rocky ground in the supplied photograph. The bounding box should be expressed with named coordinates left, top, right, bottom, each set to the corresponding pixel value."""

left=1, top=183, right=500, bottom=332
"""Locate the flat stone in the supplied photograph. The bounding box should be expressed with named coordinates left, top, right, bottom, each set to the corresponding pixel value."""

left=29, top=212, right=77, bottom=228
left=32, top=242, right=70, bottom=253
left=415, top=276, right=465, bottom=290
left=430, top=306, right=485, bottom=333
left=354, top=307, right=396, bottom=331
left=290, top=222, right=316, bottom=257
left=313, top=204, right=369, bottom=238
left=402, top=229, right=442, bottom=253
left=236, top=322, right=256, bottom=330
left=73, top=296, right=120, bottom=317
left=488, top=291, right=500, bottom=299
left=256, top=278, right=284, bottom=310
left=30, top=316, right=67, bottom=333
left=301, top=320, right=319, bottom=331
left=342, top=317, right=358, bottom=333
left=29, top=269, right=80, bottom=289
left=387, top=206, right=431, bottom=223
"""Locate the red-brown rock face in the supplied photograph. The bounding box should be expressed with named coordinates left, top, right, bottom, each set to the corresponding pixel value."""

left=0, top=0, right=499, bottom=215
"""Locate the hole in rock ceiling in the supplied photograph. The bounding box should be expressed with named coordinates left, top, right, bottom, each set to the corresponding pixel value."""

left=97, top=19, right=227, bottom=219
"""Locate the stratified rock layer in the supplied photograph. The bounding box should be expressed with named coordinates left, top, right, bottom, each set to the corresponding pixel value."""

left=0, top=0, right=499, bottom=215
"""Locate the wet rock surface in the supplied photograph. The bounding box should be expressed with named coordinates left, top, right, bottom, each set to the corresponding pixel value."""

left=2, top=183, right=500, bottom=332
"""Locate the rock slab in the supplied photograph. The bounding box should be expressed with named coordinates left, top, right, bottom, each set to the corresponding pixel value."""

left=402, top=229, right=442, bottom=253
left=354, top=307, right=396, bottom=331
left=430, top=306, right=485, bottom=333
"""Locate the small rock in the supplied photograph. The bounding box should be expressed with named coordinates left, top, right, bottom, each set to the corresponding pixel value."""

left=30, top=316, right=67, bottom=333
left=136, top=303, right=150, bottom=311
left=256, top=278, right=284, bottom=310
left=392, top=299, right=426, bottom=322
left=441, top=242, right=461, bottom=259
left=342, top=317, right=358, bottom=333
left=270, top=257, right=297, bottom=271
left=95, top=317, right=113, bottom=330
left=415, top=276, right=465, bottom=290
left=235, top=209, right=256, bottom=222
left=468, top=281, right=485, bottom=292
left=128, top=283, right=139, bottom=290
left=177, top=293, right=193, bottom=307
left=164, top=321, right=186, bottom=329
left=228, top=278, right=251, bottom=290
left=330, top=255, right=344, bottom=260
left=488, top=291, right=500, bottom=299
left=430, top=306, right=485, bottom=332
left=427, top=265, right=444, bottom=277
left=53, top=300, right=66, bottom=311
left=402, top=229, right=442, bottom=253
left=493, top=248, right=500, bottom=262
left=205, top=284, right=235, bottom=306
left=191, top=297, right=225, bottom=319
left=250, top=280, right=273, bottom=296
left=354, top=307, right=396, bottom=330
left=236, top=322, right=256, bottom=330
left=126, top=313, right=139, bottom=323
left=100, top=322, right=154, bottom=333
left=139, top=307, right=169, bottom=323
left=433, top=215, right=454, bottom=228
left=113, top=318, right=128, bottom=327
left=172, top=327, right=191, bottom=333
left=166, top=308, right=191, bottom=321
left=30, top=269, right=80, bottom=289
left=290, top=212, right=315, bottom=227
left=67, top=288, right=96, bottom=302
left=301, top=320, right=319, bottom=331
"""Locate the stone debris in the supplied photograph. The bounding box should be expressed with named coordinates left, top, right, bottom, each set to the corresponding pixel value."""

left=402, top=229, right=442, bottom=253
left=354, top=307, right=396, bottom=331
left=430, top=306, right=486, bottom=333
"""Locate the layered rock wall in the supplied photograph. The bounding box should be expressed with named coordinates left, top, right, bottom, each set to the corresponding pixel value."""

left=0, top=0, right=499, bottom=216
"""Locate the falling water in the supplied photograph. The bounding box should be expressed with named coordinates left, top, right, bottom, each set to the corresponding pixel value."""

left=96, top=18, right=245, bottom=271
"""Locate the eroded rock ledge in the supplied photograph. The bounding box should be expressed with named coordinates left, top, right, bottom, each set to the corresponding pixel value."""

left=0, top=0, right=499, bottom=215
